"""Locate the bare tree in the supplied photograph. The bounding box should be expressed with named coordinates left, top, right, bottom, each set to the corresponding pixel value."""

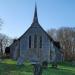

left=0, top=34, right=5, bottom=56
left=0, top=33, right=13, bottom=58
left=47, top=27, right=75, bottom=61
left=57, top=27, right=75, bottom=61
left=47, top=29, right=57, bottom=41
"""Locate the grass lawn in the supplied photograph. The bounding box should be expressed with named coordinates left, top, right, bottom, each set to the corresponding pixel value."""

left=0, top=59, right=75, bottom=75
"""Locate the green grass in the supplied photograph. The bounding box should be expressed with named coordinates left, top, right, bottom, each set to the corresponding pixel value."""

left=0, top=59, right=33, bottom=75
left=0, top=59, right=75, bottom=75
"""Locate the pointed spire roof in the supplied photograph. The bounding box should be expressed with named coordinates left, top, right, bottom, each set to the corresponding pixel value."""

left=33, top=3, right=38, bottom=23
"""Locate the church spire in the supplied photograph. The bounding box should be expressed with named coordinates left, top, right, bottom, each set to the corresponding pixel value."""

left=33, top=3, right=38, bottom=23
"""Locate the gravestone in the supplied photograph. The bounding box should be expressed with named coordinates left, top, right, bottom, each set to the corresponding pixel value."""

left=51, top=54, right=58, bottom=68
left=72, top=61, right=75, bottom=66
left=31, top=61, right=42, bottom=75
left=17, top=56, right=25, bottom=65
left=33, top=64, right=42, bottom=75
left=0, top=59, right=2, bottom=62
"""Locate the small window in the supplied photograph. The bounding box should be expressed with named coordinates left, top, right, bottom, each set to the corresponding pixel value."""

left=29, top=36, right=31, bottom=48
left=39, top=36, right=42, bottom=48
left=34, top=35, right=37, bottom=48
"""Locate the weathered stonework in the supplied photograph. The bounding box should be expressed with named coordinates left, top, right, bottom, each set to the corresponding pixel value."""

left=9, top=5, right=61, bottom=64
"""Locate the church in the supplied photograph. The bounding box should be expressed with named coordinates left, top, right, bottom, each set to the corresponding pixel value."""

left=9, top=5, right=61, bottom=64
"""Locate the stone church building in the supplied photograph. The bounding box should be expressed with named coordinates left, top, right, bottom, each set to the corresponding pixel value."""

left=9, top=5, right=61, bottom=64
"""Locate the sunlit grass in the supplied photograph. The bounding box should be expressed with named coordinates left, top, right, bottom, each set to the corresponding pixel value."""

left=0, top=59, right=75, bottom=75
left=0, top=59, right=33, bottom=75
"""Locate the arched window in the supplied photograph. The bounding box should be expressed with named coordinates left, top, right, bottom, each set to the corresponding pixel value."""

left=39, top=36, right=42, bottom=48
left=34, top=35, right=37, bottom=48
left=29, top=36, right=31, bottom=48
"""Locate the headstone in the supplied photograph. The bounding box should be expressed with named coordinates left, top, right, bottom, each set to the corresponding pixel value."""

left=72, top=61, right=75, bottom=66
left=0, top=59, right=2, bottom=62
left=17, top=56, right=25, bottom=65
left=33, top=64, right=42, bottom=75
left=51, top=54, right=58, bottom=68
left=31, top=61, right=42, bottom=75
left=42, top=61, right=48, bottom=69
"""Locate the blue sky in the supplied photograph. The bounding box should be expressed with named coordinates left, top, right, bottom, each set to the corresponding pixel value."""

left=0, top=0, right=75, bottom=38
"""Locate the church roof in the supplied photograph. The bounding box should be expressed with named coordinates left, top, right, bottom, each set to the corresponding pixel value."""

left=19, top=4, right=54, bottom=41
left=18, top=4, right=60, bottom=49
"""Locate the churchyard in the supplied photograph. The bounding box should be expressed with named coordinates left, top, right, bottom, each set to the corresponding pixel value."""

left=0, top=59, right=75, bottom=75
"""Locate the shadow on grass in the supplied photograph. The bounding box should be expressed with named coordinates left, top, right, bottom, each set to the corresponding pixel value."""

left=0, top=60, right=75, bottom=75
left=42, top=66, right=75, bottom=75
left=0, top=62, right=33, bottom=75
